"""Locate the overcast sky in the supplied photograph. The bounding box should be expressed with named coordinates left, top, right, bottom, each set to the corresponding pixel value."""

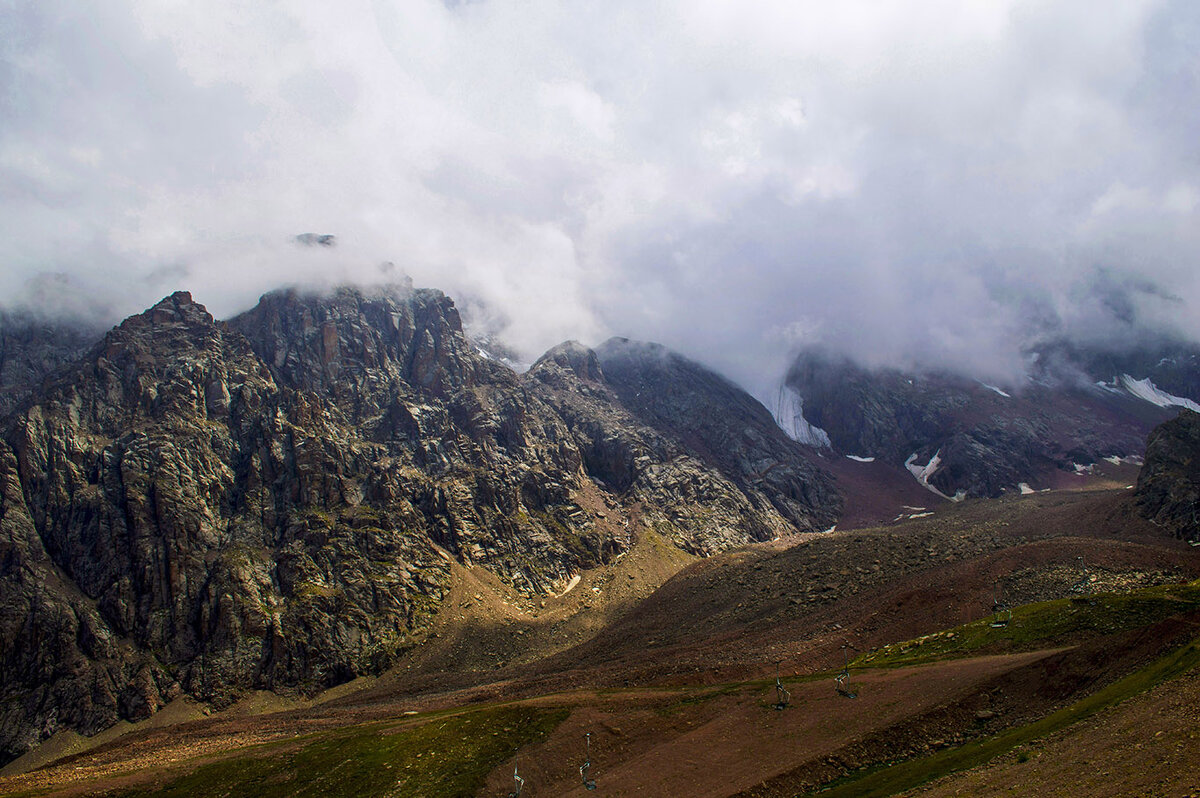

left=3, top=1, right=1199, bottom=397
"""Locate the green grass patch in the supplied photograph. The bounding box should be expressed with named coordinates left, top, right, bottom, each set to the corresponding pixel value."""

left=115, top=704, right=569, bottom=798
left=653, top=683, right=747, bottom=715
left=856, top=581, right=1200, bottom=670
left=807, top=626, right=1200, bottom=797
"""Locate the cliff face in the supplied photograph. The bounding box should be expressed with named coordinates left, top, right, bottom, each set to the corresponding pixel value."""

left=1136, top=409, right=1200, bottom=542
left=0, top=286, right=840, bottom=764
left=593, top=338, right=839, bottom=539
left=0, top=312, right=100, bottom=418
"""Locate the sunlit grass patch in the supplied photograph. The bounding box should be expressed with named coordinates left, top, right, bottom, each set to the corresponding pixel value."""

left=116, top=704, right=568, bottom=798
left=855, top=580, right=1200, bottom=670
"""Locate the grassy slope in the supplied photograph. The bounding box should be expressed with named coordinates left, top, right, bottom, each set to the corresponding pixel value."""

left=808, top=635, right=1200, bottom=798
left=853, top=581, right=1200, bottom=670
left=805, top=580, right=1200, bottom=797
left=110, top=705, right=568, bottom=798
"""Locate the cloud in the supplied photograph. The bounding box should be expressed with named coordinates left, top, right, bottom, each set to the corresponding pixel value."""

left=2, top=0, right=1199, bottom=399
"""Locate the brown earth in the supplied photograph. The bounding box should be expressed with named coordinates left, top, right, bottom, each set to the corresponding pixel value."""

left=904, top=664, right=1200, bottom=798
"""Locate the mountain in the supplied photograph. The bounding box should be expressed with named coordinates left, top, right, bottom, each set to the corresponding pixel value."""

left=1136, top=409, right=1200, bottom=542
left=781, top=342, right=1200, bottom=501
left=0, top=285, right=839, bottom=764
left=0, top=310, right=100, bottom=418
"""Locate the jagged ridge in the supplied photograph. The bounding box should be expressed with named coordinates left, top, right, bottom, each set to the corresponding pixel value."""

left=0, top=285, right=840, bottom=764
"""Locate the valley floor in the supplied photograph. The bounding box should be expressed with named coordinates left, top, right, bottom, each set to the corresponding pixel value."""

left=2, top=489, right=1199, bottom=797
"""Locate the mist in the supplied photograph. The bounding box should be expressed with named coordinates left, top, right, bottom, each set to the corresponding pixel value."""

left=3, top=0, right=1199, bottom=401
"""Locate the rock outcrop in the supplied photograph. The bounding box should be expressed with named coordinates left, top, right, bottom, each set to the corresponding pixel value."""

left=0, top=285, right=840, bottom=764
left=1136, top=409, right=1200, bottom=542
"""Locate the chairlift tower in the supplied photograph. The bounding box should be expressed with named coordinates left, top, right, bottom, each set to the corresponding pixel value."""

left=835, top=642, right=859, bottom=699
left=990, top=582, right=1011, bottom=628
left=773, top=658, right=791, bottom=710
left=1070, top=556, right=1094, bottom=604
left=507, top=761, right=524, bottom=798
left=580, top=732, right=597, bottom=791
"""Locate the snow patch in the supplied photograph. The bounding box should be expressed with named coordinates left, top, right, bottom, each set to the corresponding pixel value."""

left=892, top=511, right=934, bottom=522
left=905, top=450, right=942, bottom=482
left=557, top=574, right=581, bottom=597
left=846, top=455, right=875, bottom=463
left=1018, top=483, right=1035, bottom=495
left=822, top=524, right=837, bottom=534
left=1118, top=375, right=1200, bottom=412
left=980, top=382, right=1011, bottom=398
left=1103, top=455, right=1123, bottom=466
left=905, top=450, right=964, bottom=502
left=1072, top=462, right=1094, bottom=475
left=771, top=384, right=832, bottom=448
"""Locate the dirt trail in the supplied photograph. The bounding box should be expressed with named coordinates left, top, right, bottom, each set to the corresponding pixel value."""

left=475, top=650, right=1058, bottom=797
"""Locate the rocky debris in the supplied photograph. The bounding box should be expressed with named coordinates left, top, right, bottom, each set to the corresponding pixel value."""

left=786, top=347, right=1182, bottom=499
left=1136, top=409, right=1200, bottom=542
left=0, top=285, right=841, bottom=764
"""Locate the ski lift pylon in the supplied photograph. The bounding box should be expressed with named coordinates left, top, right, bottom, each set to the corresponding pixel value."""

left=773, top=658, right=791, bottom=710
left=990, top=582, right=1011, bottom=628
left=507, top=760, right=524, bottom=798
left=580, top=732, right=597, bottom=791
left=1070, top=556, right=1094, bottom=604
left=835, top=642, right=859, bottom=699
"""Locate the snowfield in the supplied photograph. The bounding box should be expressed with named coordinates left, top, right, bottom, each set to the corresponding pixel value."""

left=1118, top=375, right=1200, bottom=412
left=771, top=384, right=832, bottom=448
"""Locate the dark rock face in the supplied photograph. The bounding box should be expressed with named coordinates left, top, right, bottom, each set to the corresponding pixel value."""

left=1137, top=410, right=1200, bottom=542
left=594, top=338, right=840, bottom=536
left=0, top=311, right=101, bottom=418
left=787, top=348, right=1189, bottom=499
left=0, top=291, right=451, bottom=762
left=528, top=340, right=841, bottom=555
left=0, top=286, right=840, bottom=764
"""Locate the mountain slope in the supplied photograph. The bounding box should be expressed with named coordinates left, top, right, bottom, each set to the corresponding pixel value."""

left=0, top=285, right=840, bottom=764
left=1136, top=409, right=1200, bottom=542
left=784, top=345, right=1199, bottom=500
left=0, top=310, right=100, bottom=418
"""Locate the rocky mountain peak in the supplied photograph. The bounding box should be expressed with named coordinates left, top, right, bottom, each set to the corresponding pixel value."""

left=1136, top=409, right=1200, bottom=542
left=227, top=284, right=487, bottom=409
left=0, top=284, right=843, bottom=766
left=97, top=291, right=214, bottom=337
left=529, top=340, right=605, bottom=385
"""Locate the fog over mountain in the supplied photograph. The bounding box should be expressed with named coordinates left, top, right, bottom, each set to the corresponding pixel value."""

left=3, top=0, right=1199, bottom=399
